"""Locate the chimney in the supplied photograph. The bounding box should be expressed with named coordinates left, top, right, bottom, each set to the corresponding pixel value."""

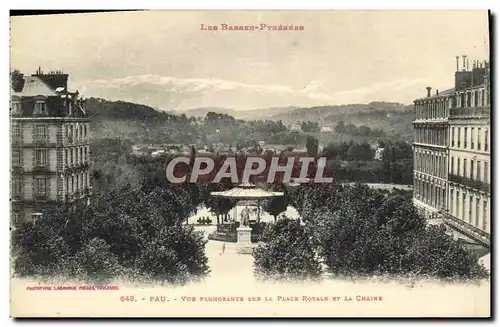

left=455, top=56, right=460, bottom=71
left=466, top=58, right=469, bottom=71
left=436, top=89, right=439, bottom=96
left=462, top=55, right=467, bottom=71
left=426, top=86, right=432, bottom=97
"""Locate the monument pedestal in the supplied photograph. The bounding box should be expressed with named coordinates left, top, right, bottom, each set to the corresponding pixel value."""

left=236, top=226, right=253, bottom=254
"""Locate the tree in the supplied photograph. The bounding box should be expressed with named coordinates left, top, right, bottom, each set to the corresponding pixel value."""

left=263, top=196, right=288, bottom=222
left=301, top=121, right=320, bottom=132
left=302, top=184, right=488, bottom=279
left=12, top=184, right=210, bottom=284
left=253, top=218, right=322, bottom=281
left=306, top=136, right=319, bottom=157
left=10, top=69, right=24, bottom=92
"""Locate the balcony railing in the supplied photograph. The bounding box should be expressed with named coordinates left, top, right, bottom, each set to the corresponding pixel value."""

left=441, top=211, right=490, bottom=248
left=449, top=106, right=490, bottom=118
left=32, top=166, right=52, bottom=173
left=448, top=174, right=490, bottom=193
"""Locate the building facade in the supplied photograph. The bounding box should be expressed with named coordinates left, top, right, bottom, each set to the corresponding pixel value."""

left=10, top=69, right=91, bottom=226
left=412, top=57, right=490, bottom=248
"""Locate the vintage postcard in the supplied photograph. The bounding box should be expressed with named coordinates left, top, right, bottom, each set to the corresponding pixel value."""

left=9, top=10, right=491, bottom=318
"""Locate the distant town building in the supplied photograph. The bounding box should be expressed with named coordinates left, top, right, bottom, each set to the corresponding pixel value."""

left=320, top=126, right=333, bottom=132
left=289, top=123, right=301, bottom=132
left=374, top=147, right=384, bottom=161
left=151, top=150, right=166, bottom=157
left=11, top=68, right=91, bottom=225
left=412, top=56, right=490, bottom=248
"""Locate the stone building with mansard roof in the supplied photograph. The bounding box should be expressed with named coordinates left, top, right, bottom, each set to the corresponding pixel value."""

left=412, top=56, right=490, bottom=249
left=10, top=68, right=92, bottom=225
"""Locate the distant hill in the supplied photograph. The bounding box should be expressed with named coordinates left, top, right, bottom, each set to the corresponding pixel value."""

left=179, top=102, right=411, bottom=122
left=179, top=106, right=300, bottom=120
left=85, top=97, right=179, bottom=121
left=268, top=102, right=412, bottom=123
left=85, top=97, right=414, bottom=144
left=178, top=101, right=414, bottom=140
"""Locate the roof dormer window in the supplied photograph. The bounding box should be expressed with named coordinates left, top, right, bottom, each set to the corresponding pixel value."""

left=11, top=96, right=21, bottom=115
left=34, top=96, right=48, bottom=116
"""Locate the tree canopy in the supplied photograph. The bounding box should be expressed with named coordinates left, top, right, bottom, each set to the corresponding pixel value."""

left=12, top=185, right=209, bottom=284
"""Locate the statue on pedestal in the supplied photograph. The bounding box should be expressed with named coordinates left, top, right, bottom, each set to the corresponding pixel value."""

left=240, top=206, right=250, bottom=227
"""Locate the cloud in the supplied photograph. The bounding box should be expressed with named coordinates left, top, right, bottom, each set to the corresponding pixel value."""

left=82, top=75, right=294, bottom=95
left=74, top=74, right=423, bottom=110
left=330, top=78, right=430, bottom=104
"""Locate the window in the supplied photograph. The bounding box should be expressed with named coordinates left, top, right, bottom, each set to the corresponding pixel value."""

left=70, top=148, right=74, bottom=165
left=11, top=101, right=21, bottom=114
left=485, top=130, right=488, bottom=151
left=85, top=147, right=88, bottom=162
left=65, top=149, right=68, bottom=166
left=469, top=195, right=473, bottom=223
left=483, top=200, right=488, bottom=231
left=34, top=177, right=47, bottom=197
left=475, top=197, right=480, bottom=227
left=80, top=148, right=83, bottom=164
left=84, top=125, right=87, bottom=138
left=12, top=212, right=19, bottom=226
left=471, top=127, right=475, bottom=149
left=66, top=177, right=69, bottom=194
left=69, top=125, right=74, bottom=143
left=65, top=125, right=68, bottom=138
left=470, top=160, right=474, bottom=179
left=455, top=190, right=459, bottom=216
left=464, top=127, right=468, bottom=149
left=12, top=124, right=22, bottom=140
left=481, top=90, right=485, bottom=106
left=75, top=147, right=79, bottom=164
left=457, top=127, right=461, bottom=148
left=484, top=162, right=488, bottom=183
left=477, top=161, right=481, bottom=181
left=457, top=158, right=460, bottom=176
left=478, top=128, right=481, bottom=150
left=34, top=149, right=48, bottom=167
left=450, top=189, right=454, bottom=214
left=11, top=149, right=21, bottom=167
left=75, top=125, right=79, bottom=143
left=451, top=156, right=454, bottom=175
left=35, top=101, right=47, bottom=115
left=12, top=176, right=22, bottom=196
left=463, top=159, right=467, bottom=177
left=442, top=189, right=446, bottom=208
left=462, top=193, right=466, bottom=220
left=474, top=90, right=479, bottom=107
left=451, top=127, right=454, bottom=147
left=34, top=125, right=48, bottom=143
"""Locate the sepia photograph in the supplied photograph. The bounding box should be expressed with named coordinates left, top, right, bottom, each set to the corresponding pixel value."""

left=8, top=9, right=491, bottom=318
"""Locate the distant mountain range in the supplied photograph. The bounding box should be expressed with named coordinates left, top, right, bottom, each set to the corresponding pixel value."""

left=85, top=97, right=413, bottom=142
left=177, top=106, right=301, bottom=120
left=177, top=101, right=412, bottom=125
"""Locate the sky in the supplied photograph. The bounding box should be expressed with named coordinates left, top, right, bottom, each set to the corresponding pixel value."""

left=10, top=10, right=490, bottom=111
